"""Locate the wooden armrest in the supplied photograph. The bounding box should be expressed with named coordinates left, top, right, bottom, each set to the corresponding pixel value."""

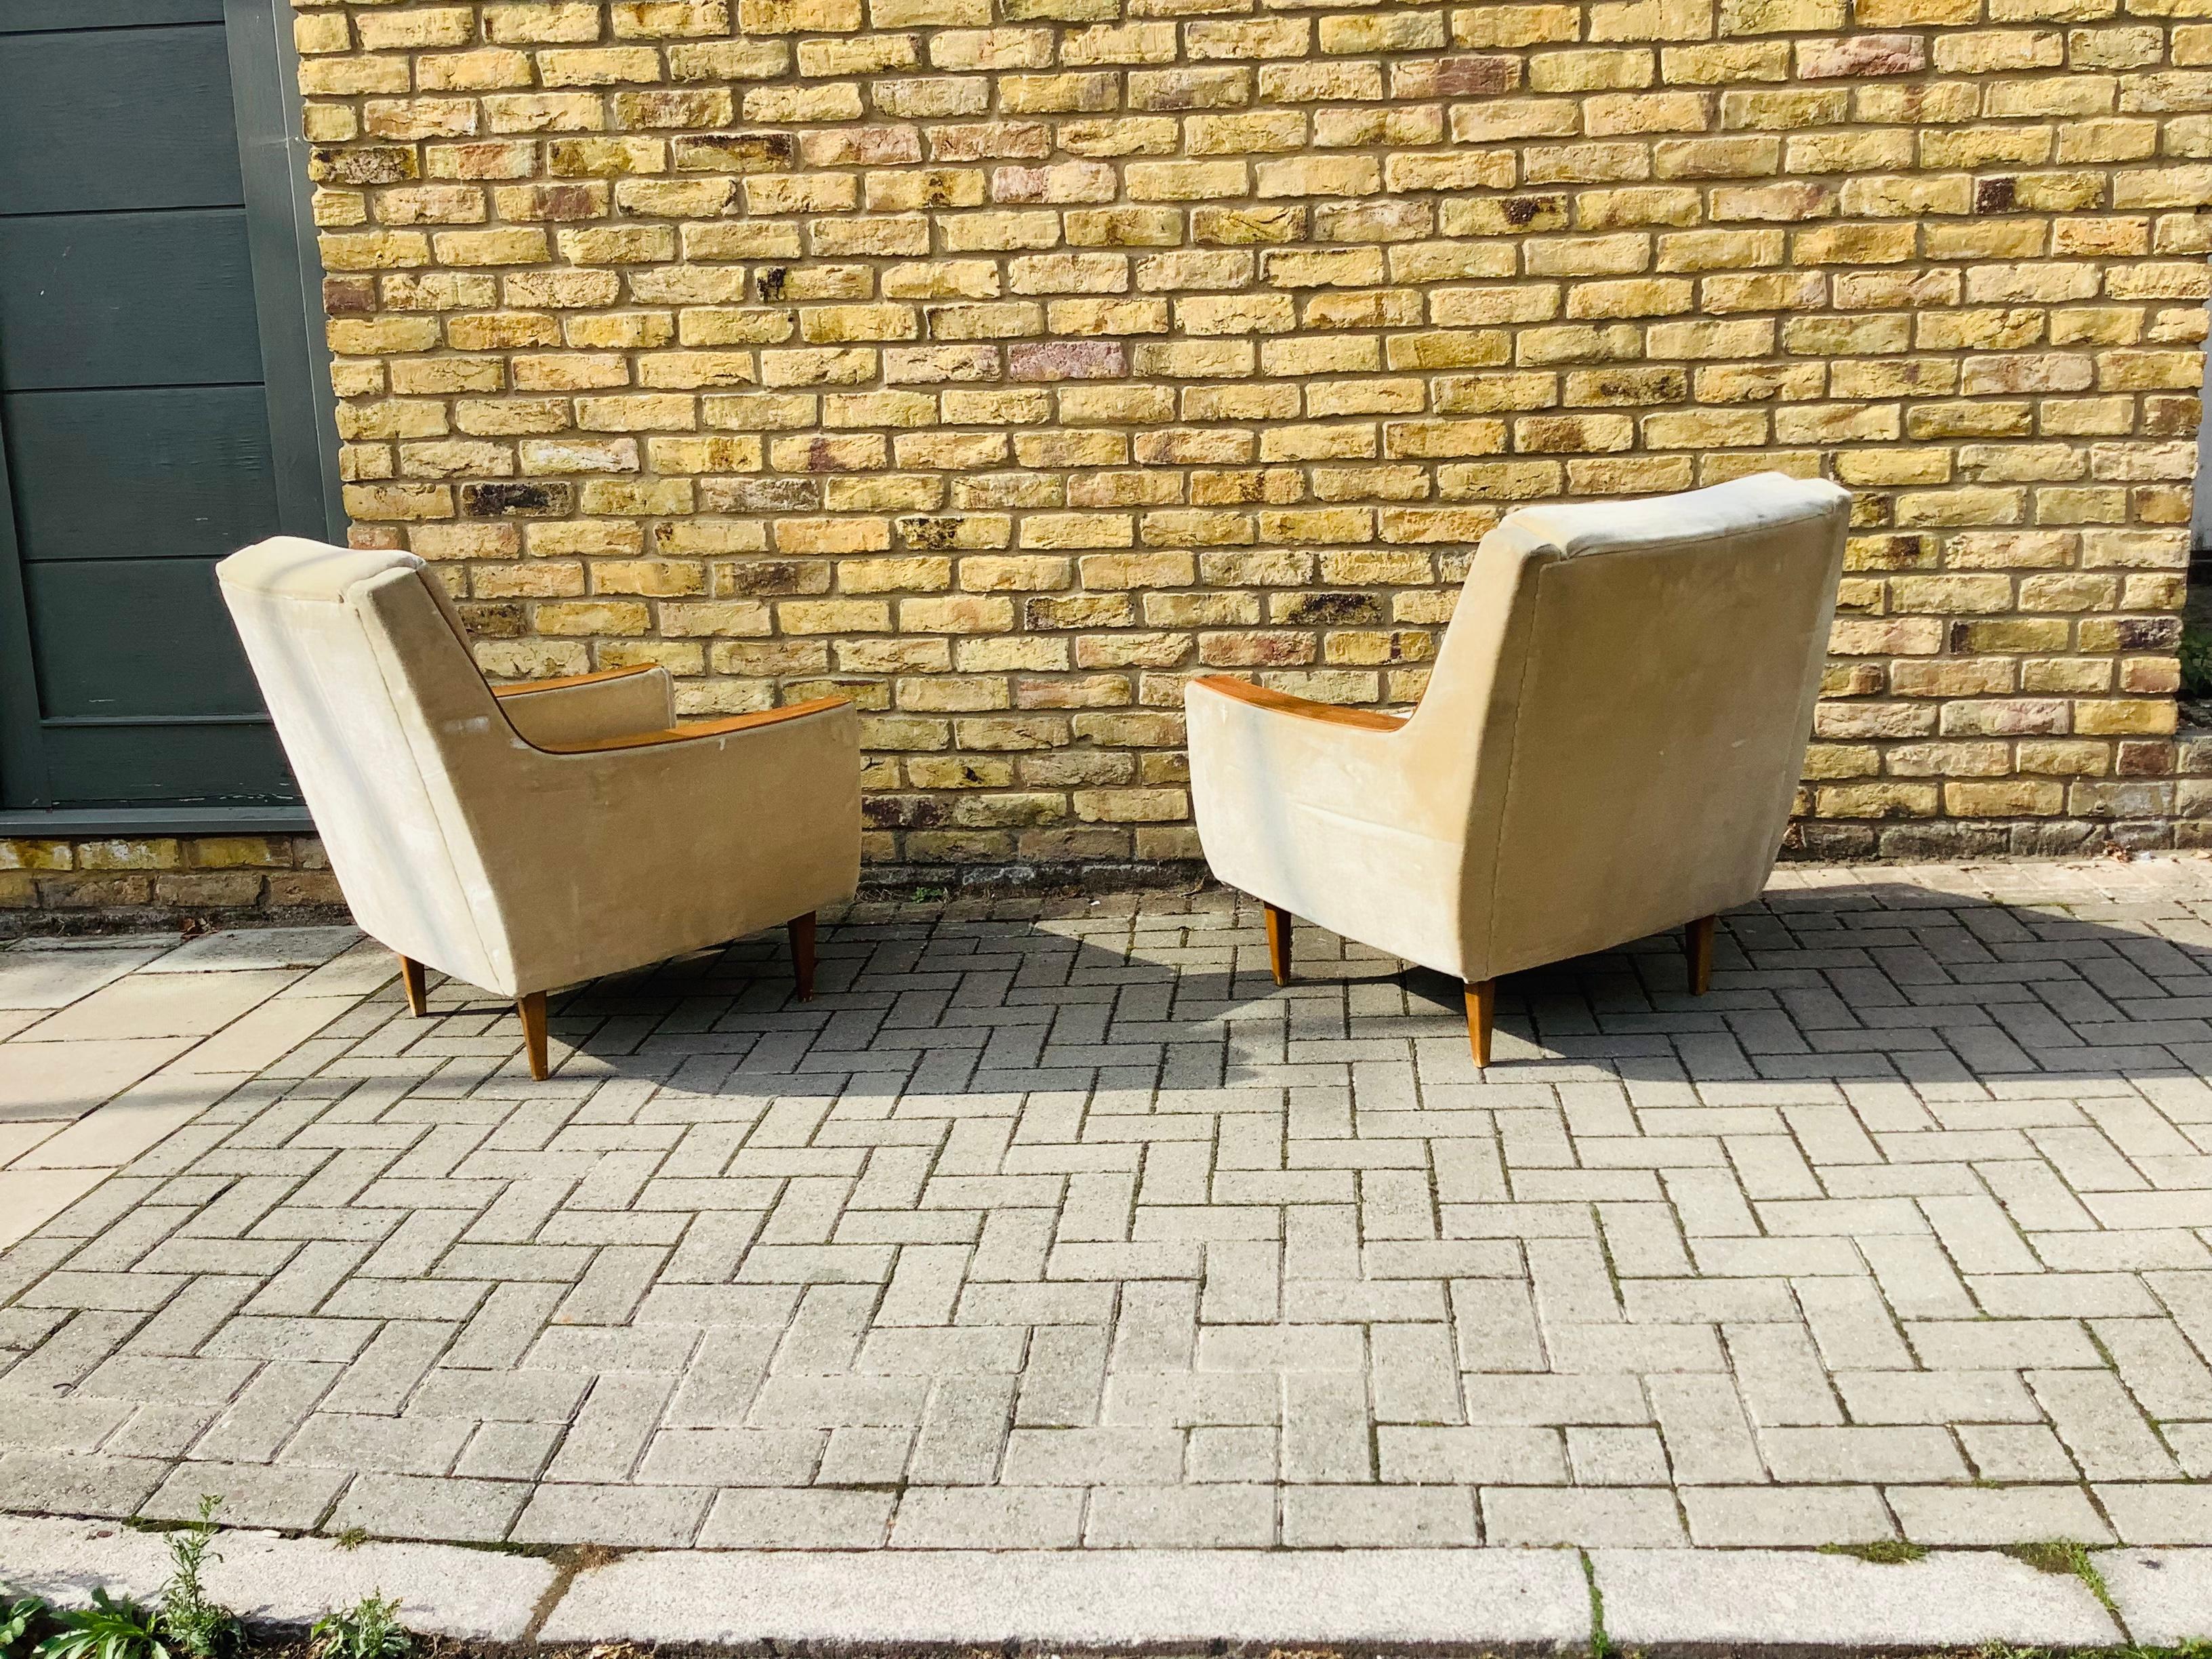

left=490, top=665, right=659, bottom=698
left=1189, top=676, right=1407, bottom=731
left=531, top=695, right=851, bottom=754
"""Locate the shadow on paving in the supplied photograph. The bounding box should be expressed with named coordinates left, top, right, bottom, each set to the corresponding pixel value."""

left=528, top=879, right=2212, bottom=1100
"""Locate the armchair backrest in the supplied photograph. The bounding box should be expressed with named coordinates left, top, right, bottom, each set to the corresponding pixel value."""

left=217, top=538, right=511, bottom=989
left=1413, top=472, right=1851, bottom=981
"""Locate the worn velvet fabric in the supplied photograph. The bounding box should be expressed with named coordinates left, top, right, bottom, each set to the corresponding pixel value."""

left=218, top=537, right=861, bottom=998
left=1187, top=472, right=1852, bottom=985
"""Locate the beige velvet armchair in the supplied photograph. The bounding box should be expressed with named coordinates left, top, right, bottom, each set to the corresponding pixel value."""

left=1186, top=472, right=1851, bottom=1065
left=218, top=537, right=861, bottom=1078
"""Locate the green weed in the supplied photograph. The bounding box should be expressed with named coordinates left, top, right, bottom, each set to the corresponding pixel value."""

left=2182, top=621, right=2212, bottom=699
left=1580, top=1549, right=1611, bottom=1659
left=309, top=1595, right=411, bottom=1659
left=33, top=1590, right=168, bottom=1659
left=156, top=1498, right=239, bottom=1659
left=2005, top=1540, right=2118, bottom=1619
left=1819, top=1540, right=1929, bottom=1564
left=1, top=1595, right=43, bottom=1657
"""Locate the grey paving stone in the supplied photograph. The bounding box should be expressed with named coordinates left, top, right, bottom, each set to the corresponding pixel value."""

left=1886, top=1483, right=2116, bottom=1545
left=144, top=930, right=364, bottom=974
left=2097, top=1482, right=2212, bottom=1544
left=3, top=873, right=2212, bottom=1566
left=697, top=1487, right=897, bottom=1548
left=0, top=1451, right=167, bottom=1519
left=540, top=1547, right=1592, bottom=1644
left=1759, top=1425, right=1971, bottom=1483
left=1085, top=1483, right=1275, bottom=1547
left=143, top=1461, right=349, bottom=1531
left=0, top=946, right=167, bottom=1010
left=1679, top=1485, right=1895, bottom=1547
left=890, top=1487, right=1086, bottom=1549
left=2104, top=1549, right=2212, bottom=1646
left=1593, top=1547, right=2124, bottom=1646
left=511, top=1482, right=711, bottom=1547
left=1483, top=1486, right=1687, bottom=1547
left=1280, top=1486, right=1478, bottom=1547
left=329, top=1475, right=531, bottom=1544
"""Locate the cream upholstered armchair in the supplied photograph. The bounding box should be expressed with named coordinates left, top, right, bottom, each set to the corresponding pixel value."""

left=1187, top=472, right=1851, bottom=1065
left=218, top=537, right=861, bottom=1078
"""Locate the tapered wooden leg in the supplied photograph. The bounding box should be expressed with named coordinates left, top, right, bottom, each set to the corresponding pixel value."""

left=1263, top=903, right=1292, bottom=986
left=1465, top=978, right=1494, bottom=1067
left=1685, top=914, right=1716, bottom=996
left=788, top=912, right=817, bottom=1001
left=518, top=991, right=549, bottom=1081
left=398, top=954, right=428, bottom=1018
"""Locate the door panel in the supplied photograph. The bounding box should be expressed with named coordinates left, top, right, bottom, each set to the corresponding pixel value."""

left=0, top=0, right=318, bottom=811
left=0, top=1, right=225, bottom=31
left=44, top=722, right=297, bottom=807
left=5, top=388, right=280, bottom=565
left=24, top=560, right=266, bottom=718
left=0, top=213, right=265, bottom=392
left=0, top=28, right=245, bottom=213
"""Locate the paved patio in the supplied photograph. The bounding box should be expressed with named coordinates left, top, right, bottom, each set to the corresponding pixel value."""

left=5, top=860, right=2212, bottom=1553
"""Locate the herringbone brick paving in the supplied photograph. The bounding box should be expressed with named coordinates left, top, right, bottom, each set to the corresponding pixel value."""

left=7, top=859, right=2212, bottom=1549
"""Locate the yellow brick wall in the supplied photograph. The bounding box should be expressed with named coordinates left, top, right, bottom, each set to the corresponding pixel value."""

left=220, top=0, right=2212, bottom=882
left=0, top=838, right=342, bottom=924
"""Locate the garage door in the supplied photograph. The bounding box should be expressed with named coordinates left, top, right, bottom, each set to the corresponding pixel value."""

left=0, top=0, right=337, bottom=814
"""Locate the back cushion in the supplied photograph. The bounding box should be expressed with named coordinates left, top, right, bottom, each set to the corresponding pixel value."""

left=222, top=566, right=497, bottom=979
left=1478, top=504, right=1844, bottom=978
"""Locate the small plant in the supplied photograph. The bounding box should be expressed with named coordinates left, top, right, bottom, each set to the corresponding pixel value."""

left=2, top=1593, right=47, bottom=1656
left=308, top=1595, right=411, bottom=1659
left=1578, top=1549, right=1610, bottom=1659
left=157, top=1498, right=239, bottom=1659
left=1819, top=1539, right=1928, bottom=1565
left=33, top=1589, right=167, bottom=1659
left=2182, top=621, right=2212, bottom=700
left=2006, top=1541, right=2118, bottom=1618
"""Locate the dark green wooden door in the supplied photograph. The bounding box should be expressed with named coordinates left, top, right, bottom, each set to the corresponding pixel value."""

left=0, top=0, right=333, bottom=813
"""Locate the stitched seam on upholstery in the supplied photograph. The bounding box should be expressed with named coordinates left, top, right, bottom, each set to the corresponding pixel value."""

left=1216, top=757, right=1449, bottom=846
left=1531, top=479, right=1839, bottom=560
left=348, top=571, right=504, bottom=985
left=1294, top=797, right=1453, bottom=854
left=515, top=698, right=844, bottom=758
left=1471, top=552, right=1550, bottom=985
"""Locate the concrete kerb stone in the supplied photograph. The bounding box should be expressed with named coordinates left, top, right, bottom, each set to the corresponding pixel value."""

left=537, top=1547, right=1595, bottom=1648
left=0, top=1514, right=554, bottom=1641
left=2104, top=1550, right=2212, bottom=1649
left=5, top=1515, right=2212, bottom=1651
left=1591, top=1548, right=2127, bottom=1652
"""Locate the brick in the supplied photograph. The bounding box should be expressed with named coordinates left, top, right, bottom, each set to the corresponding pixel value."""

left=0, top=0, right=2151, bottom=883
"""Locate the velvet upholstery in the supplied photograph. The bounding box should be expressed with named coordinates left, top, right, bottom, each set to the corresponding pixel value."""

left=1187, top=472, right=1851, bottom=986
left=218, top=537, right=861, bottom=1000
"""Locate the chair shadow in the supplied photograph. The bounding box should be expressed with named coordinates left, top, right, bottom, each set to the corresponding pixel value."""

left=483, top=873, right=2212, bottom=1104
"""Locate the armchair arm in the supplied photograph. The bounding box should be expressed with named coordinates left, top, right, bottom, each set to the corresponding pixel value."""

left=524, top=696, right=851, bottom=754
left=491, top=664, right=674, bottom=750
left=473, top=696, right=863, bottom=995
left=1185, top=676, right=1418, bottom=827
left=1187, top=676, right=1408, bottom=732
left=491, top=665, right=660, bottom=698
left=1185, top=673, right=1471, bottom=976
